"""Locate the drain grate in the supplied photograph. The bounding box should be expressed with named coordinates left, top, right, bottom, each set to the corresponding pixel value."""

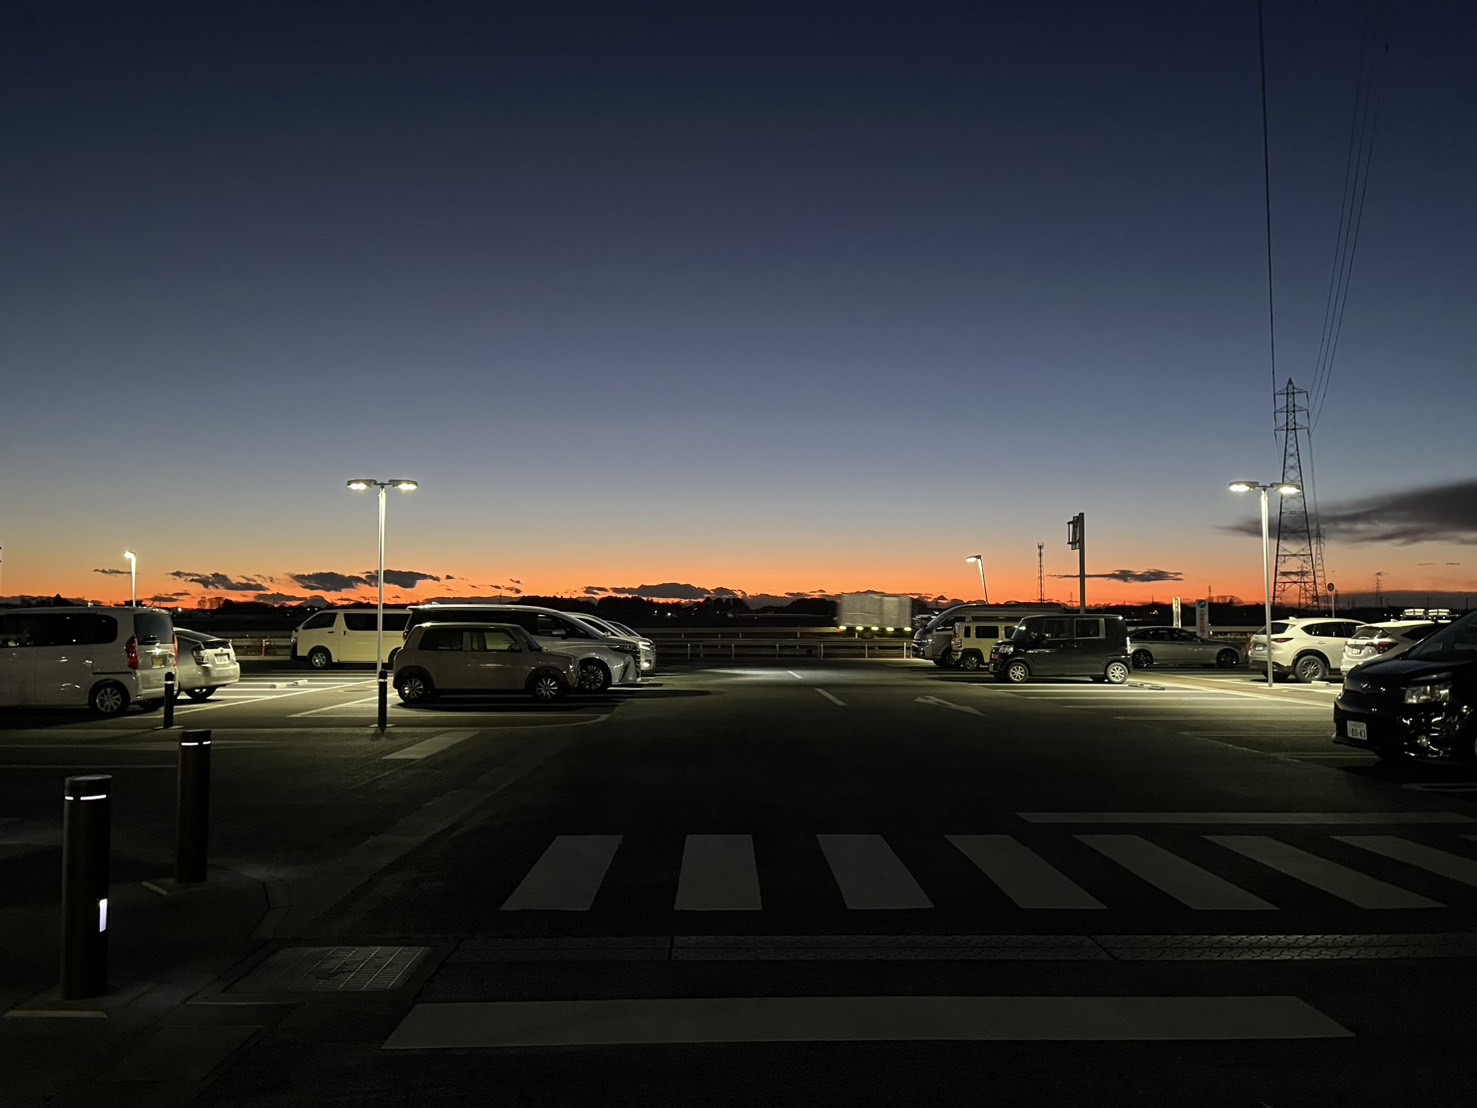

left=226, top=945, right=431, bottom=994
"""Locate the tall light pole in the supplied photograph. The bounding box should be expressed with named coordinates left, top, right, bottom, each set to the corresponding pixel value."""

left=965, top=554, right=988, bottom=604
left=347, top=479, right=419, bottom=730
left=123, top=550, right=137, bottom=608
left=1229, top=481, right=1300, bottom=687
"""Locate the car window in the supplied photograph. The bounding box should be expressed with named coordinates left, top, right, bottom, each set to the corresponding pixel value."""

left=0, top=613, right=54, bottom=647
left=1407, top=614, right=1477, bottom=662
left=1074, top=619, right=1102, bottom=639
left=132, top=611, right=171, bottom=644
left=475, top=629, right=518, bottom=652
left=420, top=628, right=465, bottom=651
left=1405, top=624, right=1439, bottom=642
left=304, top=612, right=337, bottom=630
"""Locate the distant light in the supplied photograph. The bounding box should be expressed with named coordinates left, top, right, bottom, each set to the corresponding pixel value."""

left=123, top=550, right=136, bottom=561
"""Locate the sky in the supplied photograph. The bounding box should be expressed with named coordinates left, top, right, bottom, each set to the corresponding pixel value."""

left=2, top=0, right=1475, bottom=612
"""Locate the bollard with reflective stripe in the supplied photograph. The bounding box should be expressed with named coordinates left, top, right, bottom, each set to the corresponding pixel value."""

left=61, top=774, right=111, bottom=999
left=163, top=670, right=176, bottom=728
left=376, top=666, right=389, bottom=732
left=176, top=730, right=212, bottom=884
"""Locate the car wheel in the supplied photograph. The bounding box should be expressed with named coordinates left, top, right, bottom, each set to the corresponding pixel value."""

left=938, top=648, right=955, bottom=667
left=395, top=670, right=435, bottom=704
left=89, top=682, right=129, bottom=717
left=528, top=671, right=567, bottom=702
left=959, top=651, right=983, bottom=671
left=1293, top=653, right=1328, bottom=683
left=1003, top=660, right=1030, bottom=684
left=1130, top=649, right=1153, bottom=669
left=307, top=647, right=333, bottom=669
left=1215, top=649, right=1240, bottom=668
left=578, top=660, right=612, bottom=693
left=1105, top=661, right=1130, bottom=685
left=185, top=688, right=214, bottom=701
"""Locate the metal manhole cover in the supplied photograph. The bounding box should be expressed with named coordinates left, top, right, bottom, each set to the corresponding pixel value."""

left=226, top=945, right=430, bottom=993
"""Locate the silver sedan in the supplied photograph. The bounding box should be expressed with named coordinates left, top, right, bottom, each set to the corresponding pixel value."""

left=1128, top=626, right=1244, bottom=669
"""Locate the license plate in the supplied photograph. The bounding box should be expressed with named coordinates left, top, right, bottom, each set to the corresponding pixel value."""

left=1347, top=721, right=1368, bottom=740
left=151, top=655, right=164, bottom=668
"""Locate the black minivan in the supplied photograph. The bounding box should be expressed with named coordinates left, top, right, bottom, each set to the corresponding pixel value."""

left=1334, top=609, right=1477, bottom=764
left=990, top=614, right=1131, bottom=684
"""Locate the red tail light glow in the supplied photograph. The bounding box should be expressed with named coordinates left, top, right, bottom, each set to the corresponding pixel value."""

left=1271, top=636, right=1293, bottom=643
left=1374, top=641, right=1396, bottom=653
left=125, top=635, right=139, bottom=670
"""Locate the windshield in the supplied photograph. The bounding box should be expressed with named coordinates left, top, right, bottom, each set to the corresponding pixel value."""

left=1405, top=611, right=1477, bottom=663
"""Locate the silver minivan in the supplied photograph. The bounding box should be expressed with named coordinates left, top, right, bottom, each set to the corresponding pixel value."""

left=0, top=606, right=176, bottom=716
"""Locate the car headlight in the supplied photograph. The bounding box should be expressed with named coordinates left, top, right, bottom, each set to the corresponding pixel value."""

left=1404, top=680, right=1452, bottom=705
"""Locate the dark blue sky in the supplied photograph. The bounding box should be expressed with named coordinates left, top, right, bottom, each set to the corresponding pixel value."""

left=3, top=1, right=1474, bottom=607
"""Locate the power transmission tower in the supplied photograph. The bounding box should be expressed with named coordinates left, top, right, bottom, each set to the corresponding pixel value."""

left=1374, top=571, right=1384, bottom=610
left=1036, top=543, right=1044, bottom=604
left=1273, top=380, right=1322, bottom=610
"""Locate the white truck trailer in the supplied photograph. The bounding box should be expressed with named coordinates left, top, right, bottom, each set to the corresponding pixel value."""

left=835, top=593, right=915, bottom=636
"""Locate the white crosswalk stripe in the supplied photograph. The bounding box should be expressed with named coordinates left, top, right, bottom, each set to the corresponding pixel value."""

left=489, top=829, right=1477, bottom=915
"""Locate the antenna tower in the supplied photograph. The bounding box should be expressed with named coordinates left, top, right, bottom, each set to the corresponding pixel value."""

left=1273, top=379, right=1322, bottom=610
left=1036, top=542, right=1044, bottom=604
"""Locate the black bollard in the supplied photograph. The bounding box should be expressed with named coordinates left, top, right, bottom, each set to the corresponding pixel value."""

left=376, top=665, right=389, bottom=732
left=61, top=774, right=112, bottom=999
left=162, top=670, right=176, bottom=728
left=175, top=730, right=212, bottom=884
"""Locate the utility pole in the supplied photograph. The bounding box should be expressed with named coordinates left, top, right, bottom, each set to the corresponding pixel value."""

left=1067, top=513, right=1086, bottom=613
left=1036, top=542, right=1045, bottom=604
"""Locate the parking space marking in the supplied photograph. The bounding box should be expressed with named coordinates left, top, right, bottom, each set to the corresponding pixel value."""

left=382, top=730, right=479, bottom=761
left=915, top=696, right=982, bottom=716
left=787, top=671, right=804, bottom=680
left=1208, top=835, right=1442, bottom=909
left=818, top=834, right=933, bottom=909
left=817, top=689, right=845, bottom=706
left=675, top=834, right=763, bottom=911
left=291, top=695, right=382, bottom=717
left=1078, top=834, right=1275, bottom=910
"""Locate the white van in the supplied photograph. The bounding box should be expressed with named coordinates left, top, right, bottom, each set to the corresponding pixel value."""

left=292, top=609, right=410, bottom=667
left=949, top=617, right=1026, bottom=671
left=0, top=606, right=177, bottom=716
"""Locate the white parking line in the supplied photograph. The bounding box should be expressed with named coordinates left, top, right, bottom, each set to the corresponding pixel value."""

left=818, top=834, right=933, bottom=909
left=787, top=671, right=804, bottom=680
left=1208, top=835, right=1442, bottom=909
left=383, top=730, right=478, bottom=761
left=502, top=835, right=623, bottom=911
left=675, top=834, right=762, bottom=911
left=916, top=696, right=982, bottom=716
left=817, top=689, right=845, bottom=706
left=291, top=695, right=382, bottom=717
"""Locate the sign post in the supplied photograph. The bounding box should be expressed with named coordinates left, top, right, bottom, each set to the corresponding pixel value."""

left=1066, top=512, right=1086, bottom=614
left=1172, top=597, right=1182, bottom=629
left=1195, top=600, right=1211, bottom=638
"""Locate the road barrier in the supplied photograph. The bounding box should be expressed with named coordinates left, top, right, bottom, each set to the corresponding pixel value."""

left=176, top=731, right=212, bottom=884
left=61, top=774, right=111, bottom=999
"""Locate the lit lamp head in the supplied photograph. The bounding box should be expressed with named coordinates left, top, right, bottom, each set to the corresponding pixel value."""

left=965, top=554, right=982, bottom=564
left=1275, top=483, right=1301, bottom=496
left=346, top=479, right=373, bottom=491
left=1227, top=481, right=1256, bottom=494
left=391, top=480, right=419, bottom=492
left=123, top=550, right=136, bottom=563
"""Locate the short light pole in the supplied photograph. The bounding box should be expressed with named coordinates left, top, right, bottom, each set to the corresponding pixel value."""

left=347, top=479, right=419, bottom=731
left=1327, top=581, right=1337, bottom=618
left=123, top=550, right=137, bottom=608
left=965, top=554, right=988, bottom=604
left=1229, top=481, right=1300, bottom=687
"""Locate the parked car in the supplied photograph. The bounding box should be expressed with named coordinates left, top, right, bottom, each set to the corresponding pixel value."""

left=174, top=627, right=241, bottom=700
left=0, top=606, right=176, bottom=716
left=1128, top=626, right=1244, bottom=669
left=1245, top=617, right=1361, bottom=682
left=990, top=614, right=1131, bottom=684
left=1339, top=620, right=1441, bottom=673
left=401, top=604, right=641, bottom=692
left=1334, top=609, right=1477, bottom=764
left=950, top=616, right=1028, bottom=671
left=292, top=608, right=409, bottom=668
left=392, top=622, right=581, bottom=705
left=562, top=612, right=657, bottom=674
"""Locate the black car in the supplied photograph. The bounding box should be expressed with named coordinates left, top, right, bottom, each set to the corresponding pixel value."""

left=1333, top=609, right=1477, bottom=764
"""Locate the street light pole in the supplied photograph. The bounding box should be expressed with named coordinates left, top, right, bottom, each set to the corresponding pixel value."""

left=1229, top=481, right=1299, bottom=687
left=965, top=555, right=988, bottom=604
left=347, top=479, right=419, bottom=731
left=123, top=550, right=136, bottom=608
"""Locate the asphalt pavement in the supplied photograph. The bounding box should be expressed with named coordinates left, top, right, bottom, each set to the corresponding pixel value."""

left=3, top=658, right=1475, bottom=1106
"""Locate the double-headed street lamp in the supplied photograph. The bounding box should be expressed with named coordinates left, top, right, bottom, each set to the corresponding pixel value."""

left=123, top=550, right=137, bottom=608
left=965, top=554, right=989, bottom=604
left=347, top=479, right=419, bottom=730
left=1228, top=480, right=1300, bottom=687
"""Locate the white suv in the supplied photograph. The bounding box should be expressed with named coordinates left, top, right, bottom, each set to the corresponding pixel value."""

left=1246, top=617, right=1362, bottom=682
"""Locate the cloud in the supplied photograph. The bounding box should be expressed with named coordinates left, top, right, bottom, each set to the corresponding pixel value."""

left=169, top=571, right=270, bottom=591
left=363, top=569, right=442, bottom=589
left=146, top=592, right=189, bottom=604
left=253, top=592, right=309, bottom=605
left=593, top=583, right=737, bottom=601
left=93, top=567, right=130, bottom=576
left=1225, top=478, right=1477, bottom=546
left=1051, top=568, right=1184, bottom=583
left=288, top=571, right=369, bottom=593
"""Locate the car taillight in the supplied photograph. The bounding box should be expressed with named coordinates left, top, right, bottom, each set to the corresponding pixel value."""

left=192, top=646, right=206, bottom=663
left=1272, top=636, right=1293, bottom=643
left=1374, top=641, right=1396, bottom=654
left=126, top=635, right=139, bottom=669
left=172, top=637, right=179, bottom=662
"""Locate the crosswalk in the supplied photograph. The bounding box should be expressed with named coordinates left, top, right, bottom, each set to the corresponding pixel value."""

left=494, top=826, right=1477, bottom=915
